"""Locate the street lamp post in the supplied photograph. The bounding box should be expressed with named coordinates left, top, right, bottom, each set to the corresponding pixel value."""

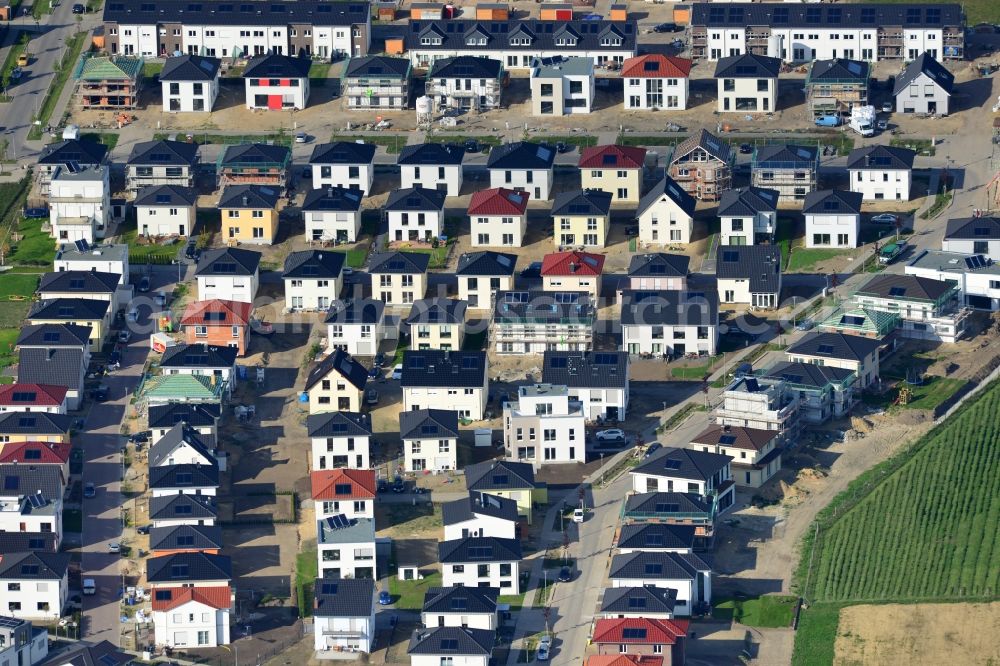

left=600, top=453, right=605, bottom=486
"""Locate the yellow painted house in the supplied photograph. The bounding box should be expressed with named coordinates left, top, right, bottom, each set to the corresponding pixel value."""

left=0, top=412, right=72, bottom=443
left=26, top=298, right=109, bottom=352
left=304, top=349, right=369, bottom=414
left=551, top=189, right=614, bottom=248
left=220, top=184, right=281, bottom=245
left=464, top=460, right=546, bottom=524
left=578, top=144, right=648, bottom=204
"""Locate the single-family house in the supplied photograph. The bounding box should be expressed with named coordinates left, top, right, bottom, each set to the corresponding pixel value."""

left=467, top=189, right=530, bottom=248
left=852, top=273, right=966, bottom=343
left=490, top=290, right=595, bottom=353
left=159, top=344, right=237, bottom=383
left=608, top=550, right=711, bottom=615
left=160, top=54, right=221, bottom=113
left=180, top=299, right=253, bottom=357
left=0, top=552, right=69, bottom=622
left=551, top=189, right=613, bottom=248
left=135, top=185, right=197, bottom=238
left=764, top=361, right=856, bottom=424
left=302, top=186, right=364, bottom=244
left=147, top=552, right=232, bottom=648
left=397, top=143, right=465, bottom=196
left=600, top=587, right=679, bottom=620
left=308, top=411, right=373, bottom=471
left=149, top=523, right=224, bottom=557
left=529, top=56, right=594, bottom=116
left=16, top=319, right=93, bottom=359
left=37, top=642, right=131, bottom=666
left=35, top=139, right=107, bottom=196
left=620, top=289, right=719, bottom=358
left=456, top=251, right=517, bottom=309
left=592, top=618, right=688, bottom=661
left=426, top=56, right=504, bottom=112
left=53, top=243, right=128, bottom=285
left=803, top=189, right=863, bottom=249
left=126, top=139, right=200, bottom=194
left=786, top=332, right=882, bottom=388
left=715, top=245, right=782, bottom=309
left=712, top=375, right=800, bottom=445
left=311, top=468, right=376, bottom=520
left=620, top=492, right=721, bottom=550
left=0, top=533, right=58, bottom=555
left=622, top=54, right=691, bottom=111
left=217, top=143, right=291, bottom=190
left=0, top=384, right=68, bottom=415
left=75, top=55, right=142, bottom=110
left=149, top=493, right=218, bottom=528
left=316, top=515, right=376, bottom=579
left=219, top=184, right=281, bottom=245
left=667, top=130, right=733, bottom=202
left=0, top=412, right=71, bottom=444
left=148, top=464, right=220, bottom=498
left=750, top=144, right=820, bottom=203
left=408, top=626, right=494, bottom=666
left=195, top=247, right=260, bottom=304
left=942, top=216, right=1000, bottom=260
left=0, top=464, right=65, bottom=547
left=718, top=186, right=779, bottom=246
left=309, top=142, right=377, bottom=195
left=325, top=299, right=387, bottom=357
left=400, top=408, right=459, bottom=473
left=805, top=58, right=870, bottom=119
left=305, top=349, right=369, bottom=414
left=48, top=165, right=110, bottom=244
left=687, top=424, right=782, bottom=488
left=623, top=253, right=690, bottom=295
left=26, top=299, right=109, bottom=352
left=282, top=250, right=344, bottom=312
left=615, top=523, right=696, bottom=555
left=714, top=53, right=780, bottom=113
left=243, top=53, right=312, bottom=110
left=637, top=176, right=697, bottom=246
left=542, top=351, right=629, bottom=421
left=464, top=460, right=541, bottom=524
left=401, top=350, right=489, bottom=420
left=540, top=250, right=605, bottom=301
left=579, top=145, right=647, bottom=205
left=443, top=493, right=518, bottom=541
left=422, top=586, right=500, bottom=630
left=386, top=187, right=447, bottom=242
left=312, top=578, right=376, bottom=654
left=149, top=423, right=217, bottom=468
left=486, top=142, right=556, bottom=201
left=893, top=52, right=953, bottom=115
left=405, top=298, right=467, bottom=351
left=344, top=55, right=411, bottom=110
left=147, top=403, right=221, bottom=444
left=15, top=348, right=86, bottom=411
left=630, top=447, right=735, bottom=512
left=439, top=536, right=522, bottom=593
left=502, top=384, right=586, bottom=464
left=369, top=251, right=430, bottom=307
left=36, top=270, right=122, bottom=316
left=846, top=145, right=915, bottom=201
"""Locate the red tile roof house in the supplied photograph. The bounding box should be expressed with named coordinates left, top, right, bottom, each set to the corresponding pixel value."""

left=311, top=468, right=377, bottom=521
left=592, top=618, right=689, bottom=666
left=0, top=440, right=72, bottom=483
left=587, top=655, right=664, bottom=666
left=0, top=384, right=69, bottom=414
left=578, top=145, right=648, bottom=204
left=540, top=250, right=606, bottom=302
left=467, top=188, right=531, bottom=248
left=620, top=54, right=693, bottom=112
left=180, top=299, right=253, bottom=357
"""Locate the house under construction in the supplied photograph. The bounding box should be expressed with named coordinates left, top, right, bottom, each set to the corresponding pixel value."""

left=425, top=55, right=503, bottom=112
left=75, top=55, right=143, bottom=110
left=216, top=143, right=291, bottom=190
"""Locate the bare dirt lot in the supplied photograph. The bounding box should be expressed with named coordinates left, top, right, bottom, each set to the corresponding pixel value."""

left=834, top=602, right=1000, bottom=666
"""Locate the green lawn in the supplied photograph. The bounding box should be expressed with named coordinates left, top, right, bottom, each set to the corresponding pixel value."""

left=388, top=571, right=442, bottom=610
left=0, top=32, right=28, bottom=89
left=543, top=135, right=597, bottom=149
left=62, top=508, right=82, bottom=532
left=670, top=358, right=718, bottom=380
left=27, top=32, right=86, bottom=140
left=863, top=375, right=966, bottom=412
left=499, top=591, right=528, bottom=611
left=0, top=328, right=19, bottom=372
left=0, top=302, right=29, bottom=330
left=791, top=602, right=845, bottom=665
left=890, top=137, right=935, bottom=156
left=118, top=228, right=182, bottom=261
left=333, top=248, right=367, bottom=269
left=786, top=247, right=851, bottom=272
left=616, top=135, right=685, bottom=148
left=374, top=502, right=442, bottom=533
left=8, top=216, right=55, bottom=267
left=713, top=595, right=797, bottom=628
left=295, top=546, right=318, bottom=617
left=920, top=191, right=952, bottom=220
left=152, top=131, right=292, bottom=147
left=424, top=134, right=502, bottom=150
left=331, top=134, right=407, bottom=154
left=403, top=243, right=450, bottom=269
left=141, top=61, right=164, bottom=79
left=309, top=61, right=332, bottom=87
left=0, top=273, right=38, bottom=298
left=80, top=132, right=120, bottom=150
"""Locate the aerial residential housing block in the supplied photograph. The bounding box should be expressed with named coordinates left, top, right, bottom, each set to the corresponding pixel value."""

left=302, top=186, right=364, bottom=243
left=126, top=139, right=199, bottom=194
left=714, top=53, right=780, bottom=114
left=426, top=56, right=504, bottom=112
left=486, top=141, right=556, bottom=201
left=400, top=350, right=489, bottom=420
left=805, top=58, right=870, bottom=119
left=542, top=351, right=629, bottom=421
left=243, top=54, right=312, bottom=110
left=159, top=54, right=221, bottom=112
left=344, top=55, right=412, bottom=110
left=490, top=291, right=595, bottom=354
left=397, top=143, right=465, bottom=196
left=846, top=145, right=915, bottom=201
left=307, top=412, right=373, bottom=471
left=717, top=186, right=779, bottom=246
left=309, top=142, right=377, bottom=195
left=456, top=251, right=518, bottom=309
left=579, top=145, right=647, bottom=204
left=621, top=289, right=719, bottom=357
left=325, top=298, right=387, bottom=356
left=803, top=189, right=864, bottom=249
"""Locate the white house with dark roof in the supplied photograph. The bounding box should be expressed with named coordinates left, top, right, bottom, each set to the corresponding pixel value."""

left=716, top=244, right=782, bottom=309
left=36, top=270, right=123, bottom=314
left=195, top=247, right=261, bottom=304
left=325, top=298, right=387, bottom=357
left=386, top=187, right=447, bottom=242
left=312, top=578, right=376, bottom=653
left=160, top=54, right=221, bottom=112
left=35, top=138, right=107, bottom=196
left=405, top=298, right=467, bottom=351
left=243, top=54, right=312, bottom=110
left=600, top=586, right=678, bottom=620
left=422, top=586, right=500, bottom=630
left=54, top=244, right=129, bottom=285
left=718, top=187, right=779, bottom=246
left=427, top=56, right=504, bottom=112
left=397, top=143, right=465, bottom=196
left=149, top=464, right=219, bottom=498
left=439, top=536, right=522, bottom=593
left=892, top=52, right=953, bottom=115
left=305, top=349, right=369, bottom=414
left=134, top=185, right=197, bottom=237
left=310, top=142, right=377, bottom=195
left=0, top=552, right=69, bottom=622
left=344, top=55, right=411, bottom=110
left=456, top=251, right=517, bottom=309
left=16, top=348, right=85, bottom=411
left=491, top=290, right=595, bottom=354
left=764, top=361, right=857, bottom=425
left=846, top=145, right=915, bottom=201
left=307, top=411, right=373, bottom=471
left=48, top=165, right=110, bottom=244
left=467, top=189, right=530, bottom=248
left=149, top=423, right=217, bottom=468
left=148, top=404, right=220, bottom=443
left=713, top=375, right=800, bottom=445
left=159, top=344, right=237, bottom=382
left=369, top=251, right=430, bottom=307
left=401, top=350, right=488, bottom=420
left=542, top=351, right=629, bottom=421
left=443, top=492, right=518, bottom=540
left=486, top=142, right=555, bottom=201
left=126, top=139, right=199, bottom=194
left=621, top=289, right=719, bottom=357
left=464, top=460, right=538, bottom=523
left=804, top=189, right=863, bottom=249
left=714, top=53, right=780, bottom=114
left=502, top=384, right=586, bottom=464
left=688, top=424, right=782, bottom=488
left=317, top=516, right=376, bottom=580
left=608, top=550, right=711, bottom=615
left=851, top=273, right=967, bottom=343
left=942, top=216, right=1000, bottom=261
left=147, top=552, right=232, bottom=648
left=282, top=250, right=344, bottom=312
left=401, top=408, right=459, bottom=472
left=407, top=626, right=494, bottom=666
left=751, top=144, right=820, bottom=203
left=637, top=176, right=697, bottom=246
left=302, top=186, right=364, bottom=244
left=786, top=331, right=882, bottom=388
left=0, top=464, right=65, bottom=547
left=615, top=522, right=696, bottom=555
left=630, top=447, right=735, bottom=514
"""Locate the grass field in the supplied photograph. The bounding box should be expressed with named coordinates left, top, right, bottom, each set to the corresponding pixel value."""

left=388, top=571, right=442, bottom=610
left=890, top=137, right=936, bottom=156
left=333, top=248, right=367, bottom=269
left=713, top=595, right=797, bottom=628
left=8, top=216, right=54, bottom=267
left=543, top=135, right=597, bottom=149
left=861, top=375, right=967, bottom=412
left=295, top=546, right=318, bottom=617
left=118, top=228, right=181, bottom=262
left=0, top=32, right=28, bottom=89
left=141, top=61, right=164, bottom=79
left=0, top=328, right=19, bottom=373
left=787, top=247, right=851, bottom=272
left=0, top=273, right=38, bottom=299
left=424, top=134, right=502, bottom=150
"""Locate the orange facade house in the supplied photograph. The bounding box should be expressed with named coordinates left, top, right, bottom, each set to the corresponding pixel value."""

left=180, top=299, right=253, bottom=357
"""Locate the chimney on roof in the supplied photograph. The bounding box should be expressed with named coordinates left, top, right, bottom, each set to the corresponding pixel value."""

left=569, top=262, right=577, bottom=273
left=723, top=424, right=731, bottom=432
left=242, top=194, right=249, bottom=206
left=328, top=187, right=334, bottom=198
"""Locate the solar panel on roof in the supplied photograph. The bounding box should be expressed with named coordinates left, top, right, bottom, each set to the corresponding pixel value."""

left=816, top=344, right=835, bottom=355
left=321, top=582, right=338, bottom=595
left=663, top=459, right=682, bottom=470
left=74, top=239, right=90, bottom=252
left=27, top=493, right=45, bottom=509
left=642, top=564, right=662, bottom=575
left=722, top=251, right=739, bottom=262
left=595, top=353, right=617, bottom=365
left=655, top=503, right=679, bottom=513
left=745, top=377, right=761, bottom=392
left=628, top=596, right=647, bottom=609
left=888, top=286, right=907, bottom=297
left=719, top=434, right=736, bottom=445
left=462, top=356, right=479, bottom=369
left=440, top=639, right=459, bottom=651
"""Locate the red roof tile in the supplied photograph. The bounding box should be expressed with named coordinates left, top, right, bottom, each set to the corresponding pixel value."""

left=468, top=188, right=530, bottom=216
left=621, top=54, right=692, bottom=79
left=579, top=145, right=647, bottom=170
left=0, top=384, right=68, bottom=407
left=588, top=656, right=664, bottom=666
left=0, top=441, right=72, bottom=465
left=311, top=469, right=377, bottom=500
left=540, top=251, right=606, bottom=277
left=592, top=618, right=689, bottom=645
left=180, top=299, right=253, bottom=327
left=151, top=585, right=232, bottom=612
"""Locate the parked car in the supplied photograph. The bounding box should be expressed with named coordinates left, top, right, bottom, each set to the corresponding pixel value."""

left=881, top=101, right=894, bottom=113
left=83, top=482, right=96, bottom=498
left=72, top=3, right=85, bottom=13
left=595, top=428, right=625, bottom=442
left=644, top=442, right=663, bottom=458
left=118, top=330, right=131, bottom=344
left=572, top=508, right=585, bottom=523
left=365, top=389, right=379, bottom=406
left=554, top=141, right=571, bottom=154
left=558, top=566, right=572, bottom=582
left=82, top=579, right=96, bottom=595
left=138, top=276, right=151, bottom=292
left=653, top=22, right=681, bottom=33
left=378, top=590, right=392, bottom=605
left=537, top=635, right=551, bottom=662
left=871, top=213, right=898, bottom=225
left=367, top=366, right=381, bottom=380
left=129, top=431, right=150, bottom=444
left=391, top=364, right=403, bottom=380
left=877, top=119, right=889, bottom=131
left=814, top=115, right=841, bottom=127
left=374, top=353, right=386, bottom=368
left=795, top=318, right=814, bottom=331
left=92, top=384, right=109, bottom=402
left=739, top=143, right=754, bottom=154
left=136, top=525, right=151, bottom=535
left=107, top=542, right=121, bottom=554
left=464, top=139, right=483, bottom=153
left=520, top=261, right=543, bottom=279
left=294, top=133, right=308, bottom=143
left=10, top=67, right=22, bottom=82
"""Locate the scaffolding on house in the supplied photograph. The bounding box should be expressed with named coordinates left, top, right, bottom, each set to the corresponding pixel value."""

left=215, top=145, right=291, bottom=189
left=74, top=54, right=144, bottom=110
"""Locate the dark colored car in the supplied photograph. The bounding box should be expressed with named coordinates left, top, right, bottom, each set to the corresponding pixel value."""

left=378, top=591, right=392, bottom=605
left=136, top=525, right=151, bottom=535
left=185, top=242, right=197, bottom=259
left=463, top=139, right=482, bottom=153
left=644, top=443, right=663, bottom=458
left=520, top=261, right=543, bottom=278
left=653, top=22, right=681, bottom=33
left=558, top=566, right=572, bottom=582
left=92, top=385, right=109, bottom=402
left=129, top=431, right=150, bottom=444
left=739, top=143, right=754, bottom=154
left=391, top=477, right=406, bottom=493
left=138, top=276, right=151, bottom=292
left=72, top=3, right=85, bottom=13
left=374, top=353, right=386, bottom=368
left=367, top=366, right=380, bottom=379
left=554, top=141, right=571, bottom=153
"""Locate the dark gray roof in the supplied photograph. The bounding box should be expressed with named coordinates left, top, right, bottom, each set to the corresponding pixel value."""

left=398, top=142, right=466, bottom=166
left=802, top=189, right=863, bottom=216
left=149, top=493, right=218, bottom=522
left=406, top=17, right=637, bottom=55
left=718, top=186, right=779, bottom=217
left=160, top=344, right=238, bottom=370
left=429, top=55, right=503, bottom=79
left=310, top=141, right=377, bottom=165
left=134, top=185, right=198, bottom=207
left=307, top=411, right=372, bottom=438
left=691, top=424, right=781, bottom=451
left=28, top=298, right=109, bottom=321
left=486, top=141, right=556, bottom=170
left=752, top=144, right=819, bottom=169
left=38, top=641, right=133, bottom=666
left=423, top=586, right=499, bottom=614
left=149, top=524, right=224, bottom=552
left=0, top=532, right=57, bottom=553
left=716, top=245, right=781, bottom=295
left=324, top=298, right=385, bottom=325
left=439, top=536, right=521, bottom=563
left=456, top=251, right=517, bottom=276
left=765, top=361, right=854, bottom=389
left=282, top=249, right=345, bottom=279
left=0, top=464, right=63, bottom=499
left=147, top=403, right=221, bottom=430
left=787, top=331, right=881, bottom=361
left=146, top=551, right=231, bottom=583
left=219, top=142, right=290, bottom=167
left=103, top=0, right=369, bottom=26
left=149, top=423, right=215, bottom=468
left=219, top=184, right=280, bottom=210
left=37, top=139, right=107, bottom=166
left=617, top=522, right=696, bottom=551
left=671, top=129, right=732, bottom=165
left=408, top=626, right=495, bottom=656
left=620, top=289, right=719, bottom=327
left=465, top=460, right=535, bottom=492
left=542, top=351, right=628, bottom=389
left=714, top=52, right=780, bottom=78
left=0, top=412, right=71, bottom=436
left=638, top=175, right=697, bottom=218
left=159, top=54, right=222, bottom=81
left=302, top=186, right=363, bottom=212
left=148, top=464, right=220, bottom=491
left=600, top=586, right=677, bottom=615
left=385, top=186, right=447, bottom=212
left=400, top=409, right=459, bottom=440
left=856, top=273, right=954, bottom=302
left=691, top=3, right=964, bottom=29
left=627, top=253, right=690, bottom=278
left=400, top=350, right=486, bottom=389
left=551, top=189, right=613, bottom=217
left=944, top=216, right=1000, bottom=240
left=893, top=52, right=954, bottom=95
left=405, top=298, right=468, bottom=326
left=609, top=551, right=710, bottom=581
left=127, top=139, right=199, bottom=167
left=632, top=447, right=732, bottom=482
left=623, top=491, right=713, bottom=515
left=345, top=55, right=411, bottom=79
left=16, top=323, right=91, bottom=348
left=243, top=53, right=312, bottom=78
left=313, top=578, right=375, bottom=618
left=0, top=552, right=70, bottom=580
left=808, top=58, right=869, bottom=83
left=17, top=348, right=85, bottom=389
left=846, top=145, right=916, bottom=171
left=195, top=247, right=261, bottom=276
left=442, top=492, right=518, bottom=525
left=492, top=290, right=594, bottom=325
left=305, top=349, right=368, bottom=392
left=369, top=251, right=431, bottom=274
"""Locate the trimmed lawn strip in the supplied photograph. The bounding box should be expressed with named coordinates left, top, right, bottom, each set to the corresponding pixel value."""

left=792, top=602, right=844, bottom=665
left=543, top=135, right=597, bottom=149
left=787, top=248, right=851, bottom=273
left=713, top=595, right=797, bottom=628
left=0, top=301, right=29, bottom=331
left=27, top=33, right=86, bottom=140
left=889, top=137, right=935, bottom=156
left=152, top=131, right=292, bottom=147
left=8, top=217, right=55, bottom=267
left=424, top=134, right=502, bottom=150
left=294, top=546, right=318, bottom=617
left=117, top=228, right=182, bottom=262
left=333, top=248, right=367, bottom=269
left=388, top=571, right=442, bottom=610
left=80, top=132, right=120, bottom=150
left=0, top=328, right=19, bottom=372
left=308, top=61, right=332, bottom=86
left=0, top=272, right=38, bottom=298
left=1, top=32, right=28, bottom=89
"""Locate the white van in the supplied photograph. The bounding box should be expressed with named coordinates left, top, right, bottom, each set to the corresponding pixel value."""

left=82, top=578, right=96, bottom=595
